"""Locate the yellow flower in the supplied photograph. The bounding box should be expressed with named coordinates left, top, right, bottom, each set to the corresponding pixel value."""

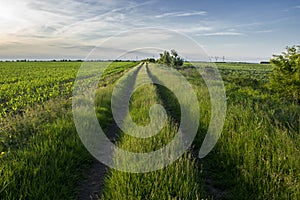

left=1, top=152, right=5, bottom=156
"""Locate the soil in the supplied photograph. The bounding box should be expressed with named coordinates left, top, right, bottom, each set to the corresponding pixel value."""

left=77, top=122, right=120, bottom=200
left=77, top=160, right=108, bottom=200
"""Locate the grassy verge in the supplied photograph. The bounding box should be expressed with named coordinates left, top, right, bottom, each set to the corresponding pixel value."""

left=180, top=64, right=300, bottom=199
left=102, top=64, right=205, bottom=199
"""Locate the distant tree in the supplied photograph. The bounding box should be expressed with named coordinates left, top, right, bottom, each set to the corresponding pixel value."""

left=170, top=49, right=183, bottom=67
left=157, top=49, right=183, bottom=67
left=260, top=61, right=270, bottom=64
left=143, top=58, right=156, bottom=63
left=171, top=49, right=178, bottom=58
left=268, top=46, right=300, bottom=102
left=159, top=51, right=172, bottom=66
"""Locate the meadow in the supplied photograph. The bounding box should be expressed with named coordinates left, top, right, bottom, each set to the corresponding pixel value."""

left=0, top=61, right=299, bottom=199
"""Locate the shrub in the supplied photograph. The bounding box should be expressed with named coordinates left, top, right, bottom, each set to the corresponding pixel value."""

left=269, top=46, right=300, bottom=102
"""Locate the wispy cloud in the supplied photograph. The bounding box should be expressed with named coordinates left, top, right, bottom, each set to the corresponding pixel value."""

left=228, top=22, right=261, bottom=29
left=0, top=0, right=298, bottom=61
left=0, top=0, right=156, bottom=44
left=155, top=11, right=207, bottom=18
left=197, top=32, right=244, bottom=36
left=179, top=26, right=212, bottom=33
left=255, top=30, right=273, bottom=34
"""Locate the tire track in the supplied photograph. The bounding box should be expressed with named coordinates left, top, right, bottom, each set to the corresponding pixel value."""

left=77, top=63, right=144, bottom=200
left=147, top=64, right=226, bottom=199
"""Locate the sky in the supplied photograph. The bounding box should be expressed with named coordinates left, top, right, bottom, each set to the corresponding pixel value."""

left=0, top=0, right=300, bottom=62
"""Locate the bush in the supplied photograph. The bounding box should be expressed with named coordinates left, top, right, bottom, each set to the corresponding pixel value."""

left=269, top=46, right=300, bottom=102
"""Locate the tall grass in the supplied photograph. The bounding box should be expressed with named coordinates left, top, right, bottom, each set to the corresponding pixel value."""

left=181, top=64, right=300, bottom=199
left=102, top=65, right=205, bottom=199
left=0, top=98, right=93, bottom=199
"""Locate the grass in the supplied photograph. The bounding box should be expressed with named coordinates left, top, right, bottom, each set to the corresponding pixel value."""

left=181, top=63, right=300, bottom=199
left=1, top=61, right=299, bottom=199
left=0, top=98, right=93, bottom=199
left=0, top=61, right=137, bottom=199
left=102, top=64, right=205, bottom=199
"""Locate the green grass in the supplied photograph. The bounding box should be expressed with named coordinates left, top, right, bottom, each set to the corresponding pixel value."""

left=0, top=98, right=93, bottom=199
left=1, top=61, right=299, bottom=199
left=180, top=63, right=300, bottom=199
left=0, top=61, right=137, bottom=199
left=102, top=64, right=205, bottom=199
left=102, top=62, right=299, bottom=199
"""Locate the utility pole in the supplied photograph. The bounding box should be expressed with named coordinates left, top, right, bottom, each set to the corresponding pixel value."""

left=215, top=56, right=219, bottom=62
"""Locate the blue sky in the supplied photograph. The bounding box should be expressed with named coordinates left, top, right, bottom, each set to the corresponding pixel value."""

left=0, top=0, right=299, bottom=62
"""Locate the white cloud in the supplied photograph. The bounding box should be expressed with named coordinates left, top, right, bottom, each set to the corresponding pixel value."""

left=181, top=26, right=212, bottom=33
left=197, top=32, right=244, bottom=36
left=255, top=30, right=273, bottom=33
left=155, top=11, right=207, bottom=18
left=0, top=1, right=156, bottom=49
left=0, top=0, right=292, bottom=61
left=228, top=22, right=261, bottom=29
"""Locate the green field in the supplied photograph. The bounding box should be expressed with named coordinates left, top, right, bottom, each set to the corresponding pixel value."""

left=0, top=61, right=299, bottom=199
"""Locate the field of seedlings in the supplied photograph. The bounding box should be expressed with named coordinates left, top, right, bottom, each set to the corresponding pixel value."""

left=0, top=61, right=299, bottom=199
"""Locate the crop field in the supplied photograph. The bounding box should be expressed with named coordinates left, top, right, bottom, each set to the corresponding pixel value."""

left=0, top=61, right=299, bottom=199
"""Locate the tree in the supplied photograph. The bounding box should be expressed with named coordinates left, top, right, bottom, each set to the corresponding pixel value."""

left=159, top=51, right=171, bottom=66
left=157, top=49, right=184, bottom=67
left=170, top=49, right=183, bottom=67
left=268, top=46, right=300, bottom=102
left=171, top=49, right=178, bottom=58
